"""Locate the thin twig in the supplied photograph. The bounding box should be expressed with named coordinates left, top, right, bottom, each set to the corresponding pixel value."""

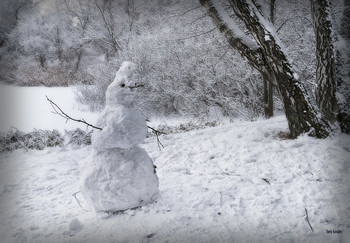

left=128, top=84, right=145, bottom=89
left=46, top=96, right=165, bottom=148
left=261, top=178, right=270, bottom=185
left=305, top=208, right=314, bottom=232
left=72, top=191, right=91, bottom=212
left=161, top=5, right=202, bottom=21
left=46, top=96, right=102, bottom=130
left=147, top=126, right=166, bottom=149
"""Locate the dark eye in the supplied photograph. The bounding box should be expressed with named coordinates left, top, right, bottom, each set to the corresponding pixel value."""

left=120, top=83, right=125, bottom=87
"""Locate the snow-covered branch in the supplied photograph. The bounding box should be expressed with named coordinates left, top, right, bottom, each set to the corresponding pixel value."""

left=199, top=0, right=264, bottom=72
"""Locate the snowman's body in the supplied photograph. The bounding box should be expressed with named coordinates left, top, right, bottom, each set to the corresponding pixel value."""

left=80, top=62, right=159, bottom=212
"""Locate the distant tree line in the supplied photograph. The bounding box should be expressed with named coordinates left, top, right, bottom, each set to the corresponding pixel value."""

left=0, top=0, right=348, bottom=137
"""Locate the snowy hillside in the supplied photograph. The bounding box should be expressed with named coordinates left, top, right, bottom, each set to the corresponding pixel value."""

left=0, top=85, right=349, bottom=242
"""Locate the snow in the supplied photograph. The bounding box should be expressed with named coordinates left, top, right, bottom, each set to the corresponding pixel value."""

left=0, top=86, right=350, bottom=242
left=91, top=106, right=147, bottom=150
left=0, top=85, right=99, bottom=133
left=80, top=147, right=159, bottom=212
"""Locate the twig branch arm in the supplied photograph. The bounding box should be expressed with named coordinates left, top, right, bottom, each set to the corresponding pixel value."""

left=46, top=96, right=102, bottom=130
left=147, top=125, right=165, bottom=149
left=46, top=96, right=165, bottom=149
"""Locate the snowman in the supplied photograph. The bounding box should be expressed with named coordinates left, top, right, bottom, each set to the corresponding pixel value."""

left=80, top=62, right=159, bottom=212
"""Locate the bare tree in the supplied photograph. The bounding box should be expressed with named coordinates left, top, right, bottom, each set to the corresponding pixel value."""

left=64, top=0, right=91, bottom=71
left=337, top=0, right=350, bottom=133
left=94, top=0, right=123, bottom=56
left=262, top=0, right=275, bottom=118
left=311, top=0, right=350, bottom=133
left=200, top=0, right=329, bottom=138
left=310, top=0, right=338, bottom=122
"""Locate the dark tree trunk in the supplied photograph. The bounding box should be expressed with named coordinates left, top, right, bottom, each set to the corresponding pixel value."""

left=263, top=76, right=268, bottom=117
left=268, top=81, right=274, bottom=118
left=267, top=0, right=275, bottom=118
left=310, top=0, right=338, bottom=123
left=199, top=0, right=329, bottom=138
left=270, top=0, right=276, bottom=23
left=263, top=76, right=274, bottom=118
left=262, top=0, right=275, bottom=119
left=340, top=0, right=350, bottom=39
left=337, top=0, right=350, bottom=133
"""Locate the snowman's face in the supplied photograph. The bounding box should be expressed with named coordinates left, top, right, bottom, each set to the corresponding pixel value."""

left=115, top=76, right=137, bottom=105
left=106, top=62, right=139, bottom=107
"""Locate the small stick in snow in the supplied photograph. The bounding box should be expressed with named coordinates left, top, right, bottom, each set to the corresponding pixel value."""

left=305, top=208, right=314, bottom=232
left=72, top=191, right=91, bottom=212
left=261, top=178, right=270, bottom=184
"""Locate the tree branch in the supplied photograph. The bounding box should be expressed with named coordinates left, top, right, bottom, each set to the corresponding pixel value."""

left=46, top=95, right=102, bottom=130
left=46, top=96, right=165, bottom=149
left=199, top=0, right=264, bottom=73
left=147, top=126, right=165, bottom=149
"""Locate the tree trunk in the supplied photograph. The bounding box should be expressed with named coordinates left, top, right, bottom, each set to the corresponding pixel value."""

left=200, top=0, right=329, bottom=138
left=268, top=81, right=274, bottom=117
left=310, top=0, right=338, bottom=123
left=267, top=0, right=275, bottom=118
left=263, top=76, right=269, bottom=117
left=337, top=0, right=350, bottom=133
left=263, top=76, right=274, bottom=118
left=340, top=0, right=350, bottom=39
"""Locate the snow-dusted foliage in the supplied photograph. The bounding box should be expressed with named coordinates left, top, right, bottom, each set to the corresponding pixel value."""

left=65, top=128, right=92, bottom=146
left=0, top=127, right=95, bottom=153
left=0, top=0, right=272, bottom=119
left=0, top=128, right=64, bottom=152
left=0, top=0, right=347, bottom=122
left=81, top=62, right=159, bottom=212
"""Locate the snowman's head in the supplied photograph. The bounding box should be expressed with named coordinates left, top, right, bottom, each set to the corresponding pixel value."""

left=105, top=62, right=139, bottom=107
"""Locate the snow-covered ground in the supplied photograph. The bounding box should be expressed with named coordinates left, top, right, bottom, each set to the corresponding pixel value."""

left=0, top=85, right=99, bottom=133
left=0, top=86, right=350, bottom=242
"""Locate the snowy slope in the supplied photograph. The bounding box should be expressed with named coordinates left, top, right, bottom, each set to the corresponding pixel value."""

left=1, top=114, right=349, bottom=242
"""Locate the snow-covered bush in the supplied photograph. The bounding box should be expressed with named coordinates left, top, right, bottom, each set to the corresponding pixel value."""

left=65, top=128, right=92, bottom=146
left=74, top=1, right=269, bottom=119
left=147, top=120, right=220, bottom=137
left=24, top=129, right=64, bottom=150
left=0, top=128, right=64, bottom=152
left=0, top=128, right=94, bottom=153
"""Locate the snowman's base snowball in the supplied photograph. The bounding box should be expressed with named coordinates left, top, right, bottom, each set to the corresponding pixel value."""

left=80, top=147, right=159, bottom=212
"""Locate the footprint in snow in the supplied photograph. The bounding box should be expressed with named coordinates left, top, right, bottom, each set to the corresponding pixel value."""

left=68, top=218, right=83, bottom=236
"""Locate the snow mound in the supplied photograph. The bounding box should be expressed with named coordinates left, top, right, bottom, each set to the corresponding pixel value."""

left=80, top=147, right=159, bottom=212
